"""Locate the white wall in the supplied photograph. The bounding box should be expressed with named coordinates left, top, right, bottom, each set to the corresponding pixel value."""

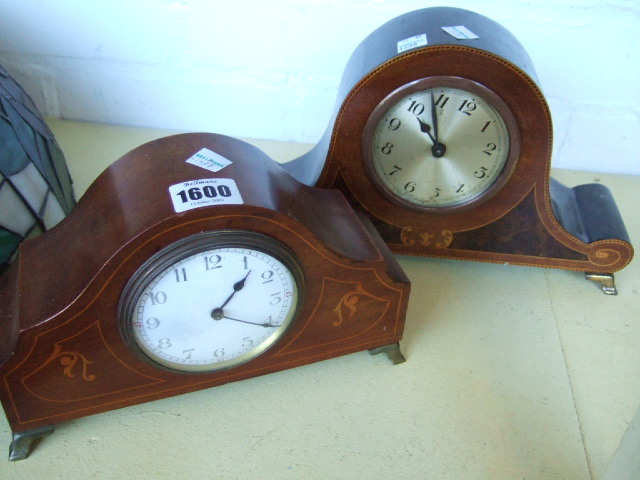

left=0, top=0, right=638, bottom=175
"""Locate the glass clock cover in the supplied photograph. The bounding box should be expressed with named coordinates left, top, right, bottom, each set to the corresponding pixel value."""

left=120, top=231, right=301, bottom=373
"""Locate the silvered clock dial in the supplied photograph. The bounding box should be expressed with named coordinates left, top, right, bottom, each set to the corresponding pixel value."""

left=365, top=77, right=518, bottom=211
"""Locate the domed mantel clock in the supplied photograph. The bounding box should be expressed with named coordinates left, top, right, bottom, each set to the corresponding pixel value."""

left=283, top=7, right=633, bottom=294
left=0, top=133, right=410, bottom=460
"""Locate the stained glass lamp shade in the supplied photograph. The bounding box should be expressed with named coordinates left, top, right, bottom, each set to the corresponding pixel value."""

left=0, top=65, right=75, bottom=273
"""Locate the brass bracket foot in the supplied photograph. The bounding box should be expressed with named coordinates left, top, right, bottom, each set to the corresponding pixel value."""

left=9, top=425, right=54, bottom=461
left=585, top=272, right=617, bottom=295
left=369, top=343, right=406, bottom=365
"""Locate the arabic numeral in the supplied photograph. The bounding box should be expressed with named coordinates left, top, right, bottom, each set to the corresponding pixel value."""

left=205, top=255, right=222, bottom=270
left=434, top=94, right=450, bottom=108
left=483, top=143, right=497, bottom=156
left=458, top=100, right=477, bottom=115
left=202, top=185, right=217, bottom=198
left=174, top=267, right=187, bottom=282
left=189, top=187, right=203, bottom=200
left=404, top=182, right=416, bottom=193
left=146, top=317, right=161, bottom=329
left=183, top=348, right=195, bottom=360
left=149, top=291, right=167, bottom=305
left=407, top=100, right=425, bottom=116
left=388, top=118, right=402, bottom=130
left=270, top=292, right=282, bottom=305
left=389, top=165, right=402, bottom=176
left=213, top=348, right=225, bottom=358
left=175, top=187, right=203, bottom=202
left=474, top=166, right=489, bottom=178
left=381, top=142, right=394, bottom=154
left=217, top=185, right=232, bottom=197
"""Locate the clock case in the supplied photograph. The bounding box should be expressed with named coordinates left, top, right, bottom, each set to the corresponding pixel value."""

left=283, top=7, right=633, bottom=293
left=0, top=133, right=410, bottom=460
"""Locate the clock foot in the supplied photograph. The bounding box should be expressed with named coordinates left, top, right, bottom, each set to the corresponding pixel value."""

left=9, top=425, right=54, bottom=461
left=369, top=343, right=406, bottom=365
left=585, top=272, right=617, bottom=295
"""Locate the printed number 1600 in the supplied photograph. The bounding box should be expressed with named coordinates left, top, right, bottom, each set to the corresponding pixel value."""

left=176, top=185, right=232, bottom=203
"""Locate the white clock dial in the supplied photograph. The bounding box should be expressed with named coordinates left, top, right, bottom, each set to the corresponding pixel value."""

left=368, top=78, right=516, bottom=209
left=121, top=232, right=300, bottom=373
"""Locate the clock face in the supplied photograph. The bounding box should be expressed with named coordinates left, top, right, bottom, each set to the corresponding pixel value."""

left=119, top=231, right=301, bottom=373
left=365, top=77, right=519, bottom=211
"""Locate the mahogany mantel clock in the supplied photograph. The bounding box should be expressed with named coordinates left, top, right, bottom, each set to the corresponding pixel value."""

left=284, top=7, right=633, bottom=294
left=0, top=133, right=410, bottom=460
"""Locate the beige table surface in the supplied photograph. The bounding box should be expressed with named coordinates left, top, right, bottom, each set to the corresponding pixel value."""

left=1, top=119, right=639, bottom=480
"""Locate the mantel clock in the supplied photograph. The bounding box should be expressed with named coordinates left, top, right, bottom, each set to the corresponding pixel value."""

left=284, top=7, right=633, bottom=294
left=0, top=133, right=410, bottom=460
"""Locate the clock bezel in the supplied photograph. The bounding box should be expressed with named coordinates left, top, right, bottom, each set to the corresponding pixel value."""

left=362, top=75, right=521, bottom=214
left=118, top=229, right=304, bottom=374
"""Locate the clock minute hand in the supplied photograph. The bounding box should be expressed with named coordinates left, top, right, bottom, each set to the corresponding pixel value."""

left=430, top=93, right=447, bottom=158
left=430, top=92, right=439, bottom=143
left=222, top=315, right=278, bottom=328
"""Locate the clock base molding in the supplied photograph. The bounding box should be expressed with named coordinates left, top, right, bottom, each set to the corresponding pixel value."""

left=7, top=343, right=408, bottom=462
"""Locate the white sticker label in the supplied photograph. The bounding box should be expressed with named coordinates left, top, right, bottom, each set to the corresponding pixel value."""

left=186, top=148, right=233, bottom=173
left=397, top=33, right=427, bottom=53
left=442, top=25, right=479, bottom=40
left=169, top=178, right=243, bottom=213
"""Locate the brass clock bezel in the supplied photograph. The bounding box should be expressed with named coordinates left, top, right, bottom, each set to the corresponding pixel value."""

left=362, top=75, right=521, bottom=214
left=118, top=229, right=305, bottom=374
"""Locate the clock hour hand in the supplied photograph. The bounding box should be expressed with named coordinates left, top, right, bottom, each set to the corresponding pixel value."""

left=416, top=117, right=437, bottom=145
left=211, top=270, right=251, bottom=320
left=219, top=270, right=251, bottom=310
left=416, top=116, right=447, bottom=158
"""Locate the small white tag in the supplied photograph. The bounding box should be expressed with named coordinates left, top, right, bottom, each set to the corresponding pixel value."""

left=186, top=148, right=233, bottom=173
left=397, top=33, right=427, bottom=53
left=442, top=25, right=479, bottom=40
left=169, top=178, right=244, bottom=213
